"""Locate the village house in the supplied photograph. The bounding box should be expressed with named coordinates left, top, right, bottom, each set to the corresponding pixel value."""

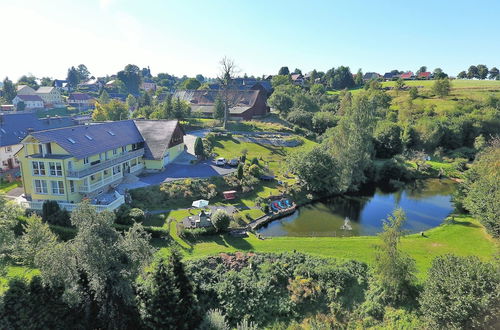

left=363, top=72, right=381, bottom=81
left=12, top=94, right=44, bottom=110
left=141, top=79, right=157, bottom=92
left=401, top=71, right=415, bottom=80
left=16, top=120, right=185, bottom=212
left=35, top=87, right=64, bottom=108
left=68, top=93, right=94, bottom=110
left=291, top=73, right=305, bottom=85
left=173, top=88, right=270, bottom=120
left=417, top=72, right=432, bottom=80
left=0, top=113, right=76, bottom=171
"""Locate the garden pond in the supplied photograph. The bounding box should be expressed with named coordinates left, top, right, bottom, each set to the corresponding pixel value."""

left=257, top=179, right=456, bottom=237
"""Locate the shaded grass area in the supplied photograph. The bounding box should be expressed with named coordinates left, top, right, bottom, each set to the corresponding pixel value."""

left=0, top=266, right=39, bottom=294
left=156, top=214, right=497, bottom=280
left=0, top=181, right=20, bottom=194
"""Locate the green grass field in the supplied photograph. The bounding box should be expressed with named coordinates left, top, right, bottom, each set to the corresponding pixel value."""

left=0, top=181, right=20, bottom=194
left=156, top=214, right=497, bottom=281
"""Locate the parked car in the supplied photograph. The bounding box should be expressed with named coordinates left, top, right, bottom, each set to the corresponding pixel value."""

left=215, top=157, right=226, bottom=166
left=228, top=158, right=239, bottom=167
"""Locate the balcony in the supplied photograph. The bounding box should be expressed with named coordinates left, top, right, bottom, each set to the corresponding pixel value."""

left=79, top=172, right=123, bottom=193
left=67, top=149, right=144, bottom=179
left=18, top=191, right=125, bottom=213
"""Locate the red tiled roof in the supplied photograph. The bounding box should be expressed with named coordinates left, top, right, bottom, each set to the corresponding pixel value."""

left=401, top=72, right=414, bottom=79
left=418, top=72, right=431, bottom=78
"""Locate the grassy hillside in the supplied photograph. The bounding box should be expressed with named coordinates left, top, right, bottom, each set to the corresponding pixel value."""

left=156, top=214, right=497, bottom=281
left=328, top=80, right=500, bottom=112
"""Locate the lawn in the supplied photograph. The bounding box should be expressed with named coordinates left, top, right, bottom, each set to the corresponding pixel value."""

left=157, top=214, right=498, bottom=280
left=0, top=181, right=20, bottom=194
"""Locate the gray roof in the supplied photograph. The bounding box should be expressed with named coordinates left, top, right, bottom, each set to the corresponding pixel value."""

left=133, top=120, right=181, bottom=160
left=30, top=120, right=144, bottom=159
left=36, top=87, right=56, bottom=94
left=0, top=113, right=76, bottom=147
left=173, top=89, right=260, bottom=115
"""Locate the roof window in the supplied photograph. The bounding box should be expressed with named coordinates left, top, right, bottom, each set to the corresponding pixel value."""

left=67, top=138, right=76, bottom=144
left=108, top=131, right=116, bottom=136
left=85, top=134, right=93, bottom=140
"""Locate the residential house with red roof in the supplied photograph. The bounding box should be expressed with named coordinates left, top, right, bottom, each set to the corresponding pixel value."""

left=417, top=72, right=432, bottom=80
left=401, top=71, right=415, bottom=80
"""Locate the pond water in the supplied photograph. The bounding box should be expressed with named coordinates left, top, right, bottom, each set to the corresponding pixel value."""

left=257, top=179, right=456, bottom=237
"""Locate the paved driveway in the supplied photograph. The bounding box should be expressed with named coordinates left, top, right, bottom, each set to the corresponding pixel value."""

left=139, top=160, right=236, bottom=185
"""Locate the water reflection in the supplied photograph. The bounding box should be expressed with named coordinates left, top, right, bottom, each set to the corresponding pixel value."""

left=257, top=179, right=456, bottom=237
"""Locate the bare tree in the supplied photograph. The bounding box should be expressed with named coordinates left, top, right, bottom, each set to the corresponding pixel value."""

left=217, top=57, right=239, bottom=129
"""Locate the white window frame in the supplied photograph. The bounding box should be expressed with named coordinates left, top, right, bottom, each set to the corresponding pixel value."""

left=69, top=180, right=75, bottom=193
left=51, top=181, right=65, bottom=195
left=83, top=157, right=89, bottom=165
left=49, top=162, right=63, bottom=176
left=32, top=161, right=46, bottom=176
left=34, top=179, right=48, bottom=194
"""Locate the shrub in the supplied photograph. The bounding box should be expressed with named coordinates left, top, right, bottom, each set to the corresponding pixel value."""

left=49, top=225, right=77, bottom=241
left=41, top=201, right=71, bottom=227
left=211, top=210, right=232, bottom=233
left=250, top=157, right=259, bottom=165
left=420, top=255, right=500, bottom=329
left=129, top=208, right=145, bottom=222
left=248, top=164, right=262, bottom=178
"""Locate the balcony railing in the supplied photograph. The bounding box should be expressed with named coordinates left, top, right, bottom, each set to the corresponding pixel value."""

left=19, top=192, right=125, bottom=213
left=67, top=149, right=144, bottom=179
left=79, top=172, right=123, bottom=193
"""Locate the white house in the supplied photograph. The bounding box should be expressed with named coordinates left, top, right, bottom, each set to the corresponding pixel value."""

left=36, top=87, right=64, bottom=107
left=12, top=94, right=44, bottom=110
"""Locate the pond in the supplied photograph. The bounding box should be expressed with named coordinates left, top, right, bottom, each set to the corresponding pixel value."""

left=257, top=179, right=456, bottom=237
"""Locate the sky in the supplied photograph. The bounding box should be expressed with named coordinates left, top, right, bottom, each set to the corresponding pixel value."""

left=1, top=0, right=499, bottom=81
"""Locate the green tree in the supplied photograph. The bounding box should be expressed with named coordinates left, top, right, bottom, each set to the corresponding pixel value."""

left=36, top=202, right=153, bottom=329
left=373, top=121, right=403, bottom=158
left=268, top=91, right=293, bottom=114
left=17, top=74, right=38, bottom=89
left=92, top=99, right=129, bottom=121
left=461, top=139, right=500, bottom=237
left=310, top=83, right=325, bottom=95
left=0, top=197, right=21, bottom=273
left=432, top=78, right=451, bottom=97
left=373, top=208, right=417, bottom=306
left=419, top=255, right=500, bottom=329
left=287, top=146, right=340, bottom=193
left=40, top=77, right=53, bottom=87
left=354, top=68, right=364, bottom=86
left=473, top=134, right=486, bottom=151
left=237, top=163, right=244, bottom=180
left=77, top=64, right=91, bottom=82
left=126, top=94, right=138, bottom=110
left=476, top=64, right=489, bottom=80
left=1, top=77, right=16, bottom=103
left=99, top=89, right=111, bottom=104
left=181, top=77, right=201, bottom=89
left=408, top=86, right=418, bottom=100
left=394, top=78, right=405, bottom=92
left=467, top=65, right=479, bottom=79
left=323, top=93, right=376, bottom=192
left=432, top=68, right=448, bottom=79
left=312, top=111, right=337, bottom=134
left=15, top=215, right=58, bottom=267
left=194, top=137, right=204, bottom=158
left=213, top=96, right=225, bottom=121
left=117, top=64, right=142, bottom=95
left=457, top=70, right=467, bottom=79
left=66, top=66, right=79, bottom=88
left=271, top=75, right=292, bottom=88
left=489, top=67, right=499, bottom=80
left=16, top=101, right=26, bottom=111
left=278, top=66, right=290, bottom=75
left=211, top=209, right=232, bottom=233
left=416, top=66, right=427, bottom=74
left=217, top=57, right=238, bottom=129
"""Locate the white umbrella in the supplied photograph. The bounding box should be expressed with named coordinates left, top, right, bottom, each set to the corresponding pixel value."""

left=192, top=199, right=209, bottom=208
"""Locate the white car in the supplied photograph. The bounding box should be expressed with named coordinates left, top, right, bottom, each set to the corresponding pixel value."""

left=215, top=157, right=226, bottom=166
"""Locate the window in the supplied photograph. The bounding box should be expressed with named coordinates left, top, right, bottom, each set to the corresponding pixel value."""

left=51, top=181, right=64, bottom=195
left=38, top=144, right=43, bottom=154
left=121, top=146, right=126, bottom=153
left=69, top=180, right=75, bottom=193
left=83, top=157, right=89, bottom=164
left=85, top=134, right=93, bottom=141
left=5, top=146, right=12, bottom=152
left=113, top=165, right=121, bottom=175
left=113, top=149, right=117, bottom=155
left=67, top=138, right=76, bottom=144
left=108, top=131, right=115, bottom=136
left=32, top=161, right=46, bottom=175
left=49, top=162, right=63, bottom=176
left=34, top=180, right=48, bottom=194
left=103, top=170, right=109, bottom=175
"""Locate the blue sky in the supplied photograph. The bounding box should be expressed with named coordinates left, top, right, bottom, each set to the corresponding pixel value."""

left=1, top=0, right=499, bottom=80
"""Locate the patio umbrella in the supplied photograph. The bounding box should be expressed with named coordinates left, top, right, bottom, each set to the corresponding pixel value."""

left=192, top=199, right=209, bottom=208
